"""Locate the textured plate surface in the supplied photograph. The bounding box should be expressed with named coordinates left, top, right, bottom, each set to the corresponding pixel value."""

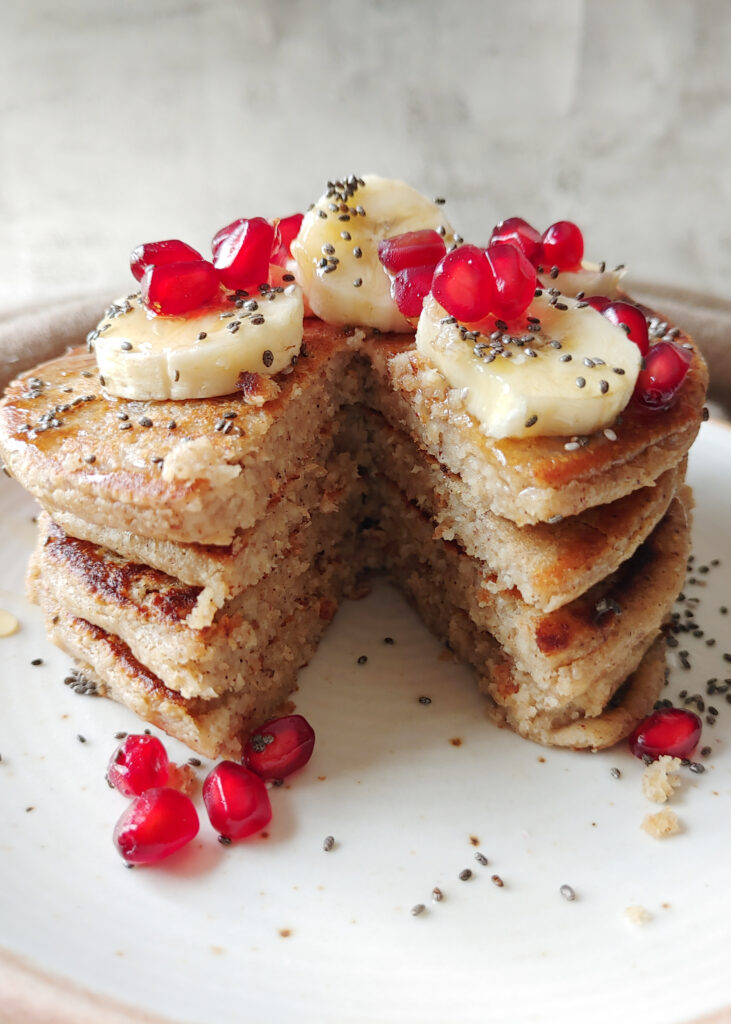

left=0, top=421, right=730, bottom=1024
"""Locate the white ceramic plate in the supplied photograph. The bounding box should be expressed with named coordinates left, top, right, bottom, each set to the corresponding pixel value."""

left=1, top=422, right=730, bottom=1024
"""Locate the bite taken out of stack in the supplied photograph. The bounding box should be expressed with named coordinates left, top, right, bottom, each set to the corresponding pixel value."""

left=0, top=176, right=709, bottom=758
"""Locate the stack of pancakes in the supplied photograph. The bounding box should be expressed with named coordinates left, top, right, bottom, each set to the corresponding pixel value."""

left=0, top=314, right=708, bottom=756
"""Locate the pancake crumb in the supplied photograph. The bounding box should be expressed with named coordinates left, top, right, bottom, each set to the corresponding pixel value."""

left=642, top=755, right=682, bottom=803
left=641, top=808, right=681, bottom=838
left=625, top=905, right=652, bottom=926
left=0, top=609, right=19, bottom=637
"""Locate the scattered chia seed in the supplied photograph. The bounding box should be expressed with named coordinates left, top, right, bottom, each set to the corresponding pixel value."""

left=411, top=903, right=426, bottom=916
left=689, top=762, right=705, bottom=774
left=187, top=757, right=202, bottom=767
left=432, top=887, right=444, bottom=902
left=114, top=731, right=127, bottom=740
left=610, top=767, right=621, bottom=779
left=323, top=835, right=335, bottom=852
left=474, top=851, right=488, bottom=866
left=459, top=869, right=472, bottom=881
left=30, top=658, right=43, bottom=666
left=701, top=746, right=712, bottom=757
left=262, top=349, right=274, bottom=368
left=383, top=636, right=395, bottom=645
left=418, top=695, right=432, bottom=705
left=77, top=734, right=87, bottom=743
left=559, top=884, right=576, bottom=902
left=357, top=655, right=368, bottom=665
left=218, top=835, right=232, bottom=845
left=491, top=875, right=504, bottom=888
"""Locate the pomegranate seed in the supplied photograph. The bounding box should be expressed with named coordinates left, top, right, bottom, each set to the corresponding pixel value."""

left=212, top=217, right=274, bottom=290
left=203, top=761, right=272, bottom=839
left=391, top=264, right=436, bottom=319
left=628, top=707, right=702, bottom=761
left=634, top=341, right=692, bottom=409
left=431, top=244, right=495, bottom=323
left=490, top=217, right=543, bottom=268
left=485, top=242, right=536, bottom=321
left=140, top=261, right=219, bottom=316
left=243, top=714, right=316, bottom=781
left=106, top=734, right=169, bottom=797
left=583, top=295, right=611, bottom=313
left=270, top=213, right=304, bottom=267
left=378, top=230, right=447, bottom=274
left=129, top=240, right=203, bottom=283
left=602, top=300, right=650, bottom=356
left=113, top=787, right=199, bottom=864
left=541, top=221, right=584, bottom=271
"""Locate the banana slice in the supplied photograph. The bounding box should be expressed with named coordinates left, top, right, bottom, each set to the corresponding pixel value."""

left=415, top=293, right=641, bottom=439
left=291, top=174, right=452, bottom=332
left=538, top=260, right=625, bottom=299
left=92, top=287, right=304, bottom=400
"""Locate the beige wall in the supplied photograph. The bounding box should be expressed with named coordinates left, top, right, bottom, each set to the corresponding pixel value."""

left=2, top=0, right=730, bottom=310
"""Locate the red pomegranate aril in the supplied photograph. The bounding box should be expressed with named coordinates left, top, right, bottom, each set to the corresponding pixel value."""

left=485, top=242, right=536, bottom=322
left=634, top=341, right=692, bottom=409
left=141, top=260, right=219, bottom=316
left=212, top=217, right=274, bottom=290
left=628, top=707, right=702, bottom=761
left=130, top=240, right=204, bottom=282
left=431, top=244, right=495, bottom=323
left=584, top=295, right=611, bottom=313
left=243, top=714, right=316, bottom=781
left=541, top=220, right=584, bottom=271
left=391, top=264, right=436, bottom=319
left=203, top=761, right=272, bottom=839
left=113, top=787, right=199, bottom=864
left=270, top=213, right=304, bottom=267
left=602, top=300, right=650, bottom=356
left=106, top=734, right=169, bottom=797
left=490, top=217, right=543, bottom=268
left=378, top=230, right=447, bottom=274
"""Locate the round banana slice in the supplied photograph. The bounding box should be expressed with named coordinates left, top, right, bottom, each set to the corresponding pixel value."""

left=538, top=260, right=625, bottom=299
left=291, top=174, right=453, bottom=332
left=92, top=287, right=304, bottom=401
left=415, top=293, right=641, bottom=439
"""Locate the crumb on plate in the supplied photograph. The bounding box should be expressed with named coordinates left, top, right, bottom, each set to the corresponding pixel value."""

left=641, top=808, right=681, bottom=838
left=642, top=755, right=682, bottom=803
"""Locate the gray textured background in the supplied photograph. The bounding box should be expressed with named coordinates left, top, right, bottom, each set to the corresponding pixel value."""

left=2, top=0, right=730, bottom=311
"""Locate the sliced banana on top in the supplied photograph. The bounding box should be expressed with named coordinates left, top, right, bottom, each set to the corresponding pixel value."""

left=538, top=260, right=625, bottom=299
left=92, top=287, right=304, bottom=401
left=415, top=293, right=641, bottom=440
left=291, top=174, right=453, bottom=333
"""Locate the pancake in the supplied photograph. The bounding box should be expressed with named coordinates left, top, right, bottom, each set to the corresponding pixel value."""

left=0, top=320, right=365, bottom=545
left=363, top=330, right=707, bottom=526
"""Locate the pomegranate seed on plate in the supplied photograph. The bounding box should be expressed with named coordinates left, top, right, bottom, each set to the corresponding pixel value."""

left=541, top=221, right=584, bottom=270
left=113, top=787, right=199, bottom=864
left=203, top=761, right=272, bottom=839
left=243, top=714, right=316, bottom=781
left=431, top=244, right=495, bottom=323
left=270, top=213, right=304, bottom=267
left=141, top=260, right=220, bottom=316
left=391, top=264, right=437, bottom=319
left=583, top=295, right=611, bottom=313
left=602, top=300, right=650, bottom=356
left=490, top=217, right=543, bottom=267
left=106, top=734, right=169, bottom=797
left=212, top=217, right=275, bottom=290
left=634, top=341, right=692, bottom=409
left=130, top=240, right=203, bottom=282
left=378, top=230, right=446, bottom=274
left=485, top=242, right=536, bottom=322
left=628, top=707, right=702, bottom=761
